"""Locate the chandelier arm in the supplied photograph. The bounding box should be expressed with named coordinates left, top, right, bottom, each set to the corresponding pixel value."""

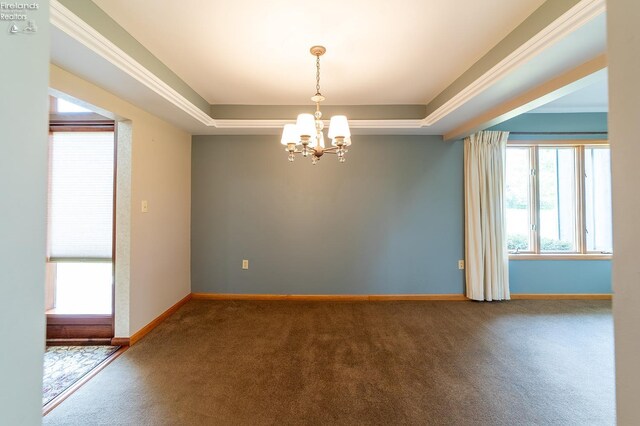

left=323, top=146, right=339, bottom=152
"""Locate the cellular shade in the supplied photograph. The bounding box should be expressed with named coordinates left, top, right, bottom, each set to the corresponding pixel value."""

left=48, top=132, right=115, bottom=260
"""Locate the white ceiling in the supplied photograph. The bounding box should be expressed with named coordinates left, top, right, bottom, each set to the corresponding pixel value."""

left=92, top=0, right=545, bottom=105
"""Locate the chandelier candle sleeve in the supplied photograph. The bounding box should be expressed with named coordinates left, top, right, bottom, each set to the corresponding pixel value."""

left=280, top=46, right=351, bottom=164
left=313, top=132, right=326, bottom=149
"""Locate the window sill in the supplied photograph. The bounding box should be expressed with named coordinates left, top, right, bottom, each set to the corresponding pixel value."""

left=509, top=254, right=612, bottom=260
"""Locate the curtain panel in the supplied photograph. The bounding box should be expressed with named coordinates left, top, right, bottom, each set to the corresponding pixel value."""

left=464, top=131, right=510, bottom=301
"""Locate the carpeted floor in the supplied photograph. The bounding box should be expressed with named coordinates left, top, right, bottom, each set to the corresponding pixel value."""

left=44, top=300, right=614, bottom=425
left=43, top=345, right=120, bottom=405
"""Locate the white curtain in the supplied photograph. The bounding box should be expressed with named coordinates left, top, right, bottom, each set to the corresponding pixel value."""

left=464, top=131, right=510, bottom=301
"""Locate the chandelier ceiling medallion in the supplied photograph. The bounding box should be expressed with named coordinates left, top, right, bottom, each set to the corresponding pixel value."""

left=280, top=46, right=351, bottom=165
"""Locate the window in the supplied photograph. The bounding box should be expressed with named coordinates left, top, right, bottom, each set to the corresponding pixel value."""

left=56, top=98, right=92, bottom=113
left=538, top=147, right=577, bottom=252
left=505, top=148, right=533, bottom=252
left=506, top=142, right=612, bottom=256
left=584, top=147, right=613, bottom=252
left=47, top=130, right=115, bottom=314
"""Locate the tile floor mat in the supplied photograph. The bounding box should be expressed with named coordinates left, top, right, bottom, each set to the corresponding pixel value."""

left=43, top=345, right=119, bottom=405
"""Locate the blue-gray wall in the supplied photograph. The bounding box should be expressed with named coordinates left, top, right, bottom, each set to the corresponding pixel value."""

left=491, top=112, right=612, bottom=294
left=510, top=260, right=611, bottom=293
left=491, top=112, right=608, bottom=139
left=191, top=135, right=465, bottom=294
left=191, top=115, right=612, bottom=295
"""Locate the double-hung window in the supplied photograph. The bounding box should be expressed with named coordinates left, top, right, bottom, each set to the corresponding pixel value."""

left=505, top=141, right=612, bottom=257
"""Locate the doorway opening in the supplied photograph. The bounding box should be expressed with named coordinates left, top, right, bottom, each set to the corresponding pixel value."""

left=46, top=95, right=116, bottom=343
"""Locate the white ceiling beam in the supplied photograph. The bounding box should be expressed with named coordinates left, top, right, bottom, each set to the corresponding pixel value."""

left=443, top=54, right=607, bottom=141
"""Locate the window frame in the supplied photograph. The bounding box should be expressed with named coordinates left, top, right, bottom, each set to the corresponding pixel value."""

left=507, top=139, right=612, bottom=260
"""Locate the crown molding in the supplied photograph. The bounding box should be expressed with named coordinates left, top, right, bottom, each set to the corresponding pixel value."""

left=209, top=104, right=427, bottom=120
left=50, top=0, right=216, bottom=126
left=421, top=0, right=606, bottom=127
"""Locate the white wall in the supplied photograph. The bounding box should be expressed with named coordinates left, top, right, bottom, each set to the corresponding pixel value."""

left=0, top=2, right=49, bottom=424
left=608, top=1, right=640, bottom=424
left=50, top=64, right=192, bottom=337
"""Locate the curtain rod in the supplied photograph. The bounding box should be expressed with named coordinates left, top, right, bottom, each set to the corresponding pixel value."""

left=509, top=131, right=608, bottom=135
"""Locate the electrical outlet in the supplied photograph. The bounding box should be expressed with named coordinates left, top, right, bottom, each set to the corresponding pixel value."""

left=458, top=260, right=464, bottom=270
left=242, top=259, right=249, bottom=270
left=141, top=200, right=148, bottom=213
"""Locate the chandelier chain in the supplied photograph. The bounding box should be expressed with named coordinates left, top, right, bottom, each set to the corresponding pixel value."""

left=316, top=55, right=321, bottom=96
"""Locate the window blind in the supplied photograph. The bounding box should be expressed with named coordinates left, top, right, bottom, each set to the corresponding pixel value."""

left=48, top=131, right=115, bottom=260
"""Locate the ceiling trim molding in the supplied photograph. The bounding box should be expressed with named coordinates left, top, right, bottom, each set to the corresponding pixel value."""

left=421, top=0, right=606, bottom=127
left=50, top=0, right=216, bottom=126
left=209, top=104, right=427, bottom=120
left=213, top=119, right=424, bottom=129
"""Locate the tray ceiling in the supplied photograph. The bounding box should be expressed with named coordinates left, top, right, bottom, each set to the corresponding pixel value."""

left=92, top=0, right=545, bottom=105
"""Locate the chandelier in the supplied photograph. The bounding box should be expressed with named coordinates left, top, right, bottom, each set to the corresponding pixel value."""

left=280, top=46, right=351, bottom=165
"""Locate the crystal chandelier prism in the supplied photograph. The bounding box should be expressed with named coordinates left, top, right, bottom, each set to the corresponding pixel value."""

left=280, top=46, right=351, bottom=165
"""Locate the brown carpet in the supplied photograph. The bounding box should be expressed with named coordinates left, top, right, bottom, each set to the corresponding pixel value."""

left=44, top=300, right=614, bottom=425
